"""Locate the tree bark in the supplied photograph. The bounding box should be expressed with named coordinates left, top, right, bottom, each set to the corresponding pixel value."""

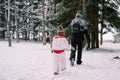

left=42, top=0, right=46, bottom=45
left=7, top=0, right=12, bottom=47
left=82, top=0, right=87, bottom=19
left=87, top=0, right=99, bottom=49
left=100, top=0, right=105, bottom=45
left=15, top=0, right=19, bottom=43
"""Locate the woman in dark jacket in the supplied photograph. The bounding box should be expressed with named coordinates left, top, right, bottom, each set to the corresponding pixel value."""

left=70, top=10, right=90, bottom=66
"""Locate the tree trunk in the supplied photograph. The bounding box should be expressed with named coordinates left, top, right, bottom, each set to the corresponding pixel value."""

left=87, top=0, right=99, bottom=49
left=100, top=27, right=103, bottom=45
left=7, top=0, right=12, bottom=47
left=53, top=0, right=56, bottom=13
left=47, top=1, right=56, bottom=44
left=82, top=0, right=87, bottom=19
left=100, top=0, right=105, bottom=45
left=15, top=0, right=19, bottom=43
left=42, top=0, right=46, bottom=45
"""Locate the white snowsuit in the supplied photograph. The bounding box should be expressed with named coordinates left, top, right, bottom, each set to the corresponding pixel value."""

left=51, top=35, right=70, bottom=73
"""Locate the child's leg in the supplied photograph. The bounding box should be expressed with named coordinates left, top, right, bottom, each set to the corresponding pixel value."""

left=59, top=52, right=66, bottom=71
left=53, top=53, right=59, bottom=73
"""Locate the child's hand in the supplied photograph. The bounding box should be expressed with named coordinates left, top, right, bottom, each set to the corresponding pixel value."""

left=71, top=47, right=75, bottom=51
left=51, top=50, right=53, bottom=53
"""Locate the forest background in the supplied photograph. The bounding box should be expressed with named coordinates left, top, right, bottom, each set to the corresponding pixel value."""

left=0, top=0, right=120, bottom=49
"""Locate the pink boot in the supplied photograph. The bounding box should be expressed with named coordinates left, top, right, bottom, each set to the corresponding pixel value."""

left=54, top=72, right=58, bottom=75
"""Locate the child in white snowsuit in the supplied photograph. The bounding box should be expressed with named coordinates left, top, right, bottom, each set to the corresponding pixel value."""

left=51, top=25, right=70, bottom=75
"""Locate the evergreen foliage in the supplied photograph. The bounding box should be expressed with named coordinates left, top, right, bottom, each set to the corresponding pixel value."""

left=0, top=0, right=120, bottom=47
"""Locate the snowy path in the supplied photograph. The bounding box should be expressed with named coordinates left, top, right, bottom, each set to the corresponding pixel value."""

left=0, top=41, right=120, bottom=80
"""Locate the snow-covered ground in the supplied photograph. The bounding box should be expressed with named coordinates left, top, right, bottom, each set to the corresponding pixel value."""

left=0, top=41, right=120, bottom=80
